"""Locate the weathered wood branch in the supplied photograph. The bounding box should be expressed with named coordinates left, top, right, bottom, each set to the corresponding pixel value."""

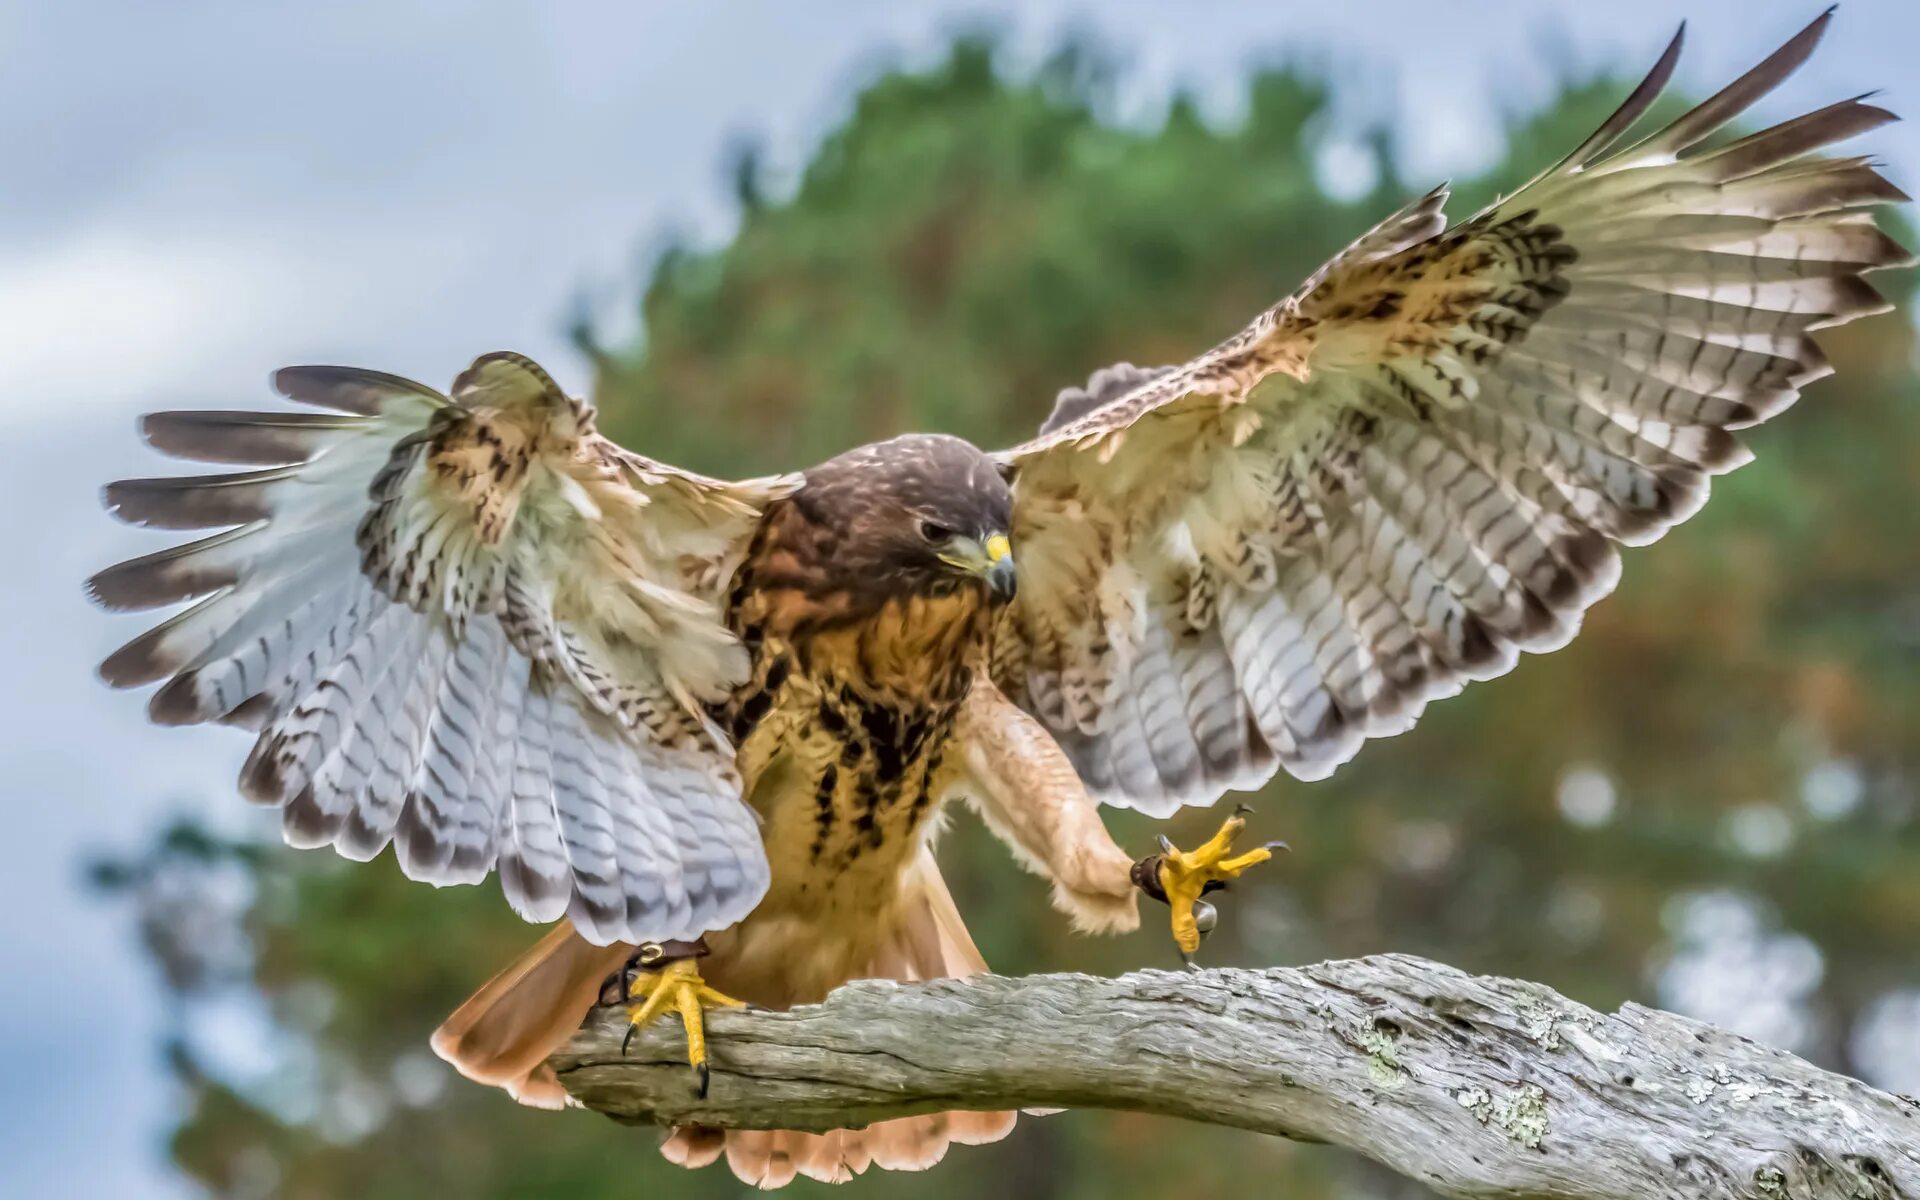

left=554, top=954, right=1920, bottom=1199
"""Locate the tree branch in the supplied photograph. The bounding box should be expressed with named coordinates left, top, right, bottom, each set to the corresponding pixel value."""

left=553, top=954, right=1920, bottom=1199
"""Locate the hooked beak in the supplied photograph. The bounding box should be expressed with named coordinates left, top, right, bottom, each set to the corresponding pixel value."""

left=939, top=531, right=1018, bottom=600
left=983, top=534, right=1017, bottom=601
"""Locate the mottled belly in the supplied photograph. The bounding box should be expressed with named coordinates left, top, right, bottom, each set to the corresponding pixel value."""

left=695, top=740, right=949, bottom=1005
left=705, top=572, right=985, bottom=1003
left=750, top=713, right=951, bottom=915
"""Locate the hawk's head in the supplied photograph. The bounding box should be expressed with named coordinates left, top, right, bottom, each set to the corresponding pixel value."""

left=786, top=434, right=1016, bottom=613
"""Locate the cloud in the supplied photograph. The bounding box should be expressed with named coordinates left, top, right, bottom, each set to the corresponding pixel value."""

left=0, top=232, right=277, bottom=418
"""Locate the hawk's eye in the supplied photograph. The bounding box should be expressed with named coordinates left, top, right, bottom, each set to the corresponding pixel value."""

left=918, top=520, right=953, bottom=543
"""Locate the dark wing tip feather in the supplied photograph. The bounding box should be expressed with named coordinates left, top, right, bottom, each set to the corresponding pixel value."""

left=96, top=652, right=150, bottom=689
left=83, top=562, right=153, bottom=611
left=1642, top=8, right=1835, bottom=157
left=1811, top=274, right=1894, bottom=326
left=283, top=784, right=346, bottom=848
left=1565, top=22, right=1686, bottom=170
left=84, top=526, right=251, bottom=611
left=141, top=410, right=358, bottom=466
left=1691, top=427, right=1746, bottom=472
left=337, top=807, right=393, bottom=862
left=238, top=740, right=290, bottom=805
left=146, top=673, right=210, bottom=726
left=273, top=364, right=442, bottom=415
left=1809, top=224, right=1913, bottom=274
left=220, top=694, right=273, bottom=730
left=103, top=471, right=282, bottom=531
left=1700, top=97, right=1902, bottom=181
left=273, top=365, right=376, bottom=413
left=98, top=613, right=193, bottom=686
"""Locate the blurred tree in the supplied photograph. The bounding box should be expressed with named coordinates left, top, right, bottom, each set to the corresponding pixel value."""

left=96, top=32, right=1919, bottom=1200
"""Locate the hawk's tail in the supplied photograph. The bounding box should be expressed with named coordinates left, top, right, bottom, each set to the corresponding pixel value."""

left=430, top=922, right=630, bottom=1109
left=428, top=854, right=1018, bottom=1186
left=661, top=856, right=1018, bottom=1187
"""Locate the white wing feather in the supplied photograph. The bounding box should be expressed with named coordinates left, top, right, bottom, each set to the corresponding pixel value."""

left=95, top=352, right=795, bottom=945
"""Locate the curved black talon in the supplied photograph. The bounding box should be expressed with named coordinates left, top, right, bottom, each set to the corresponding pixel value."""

left=695, top=1062, right=711, bottom=1099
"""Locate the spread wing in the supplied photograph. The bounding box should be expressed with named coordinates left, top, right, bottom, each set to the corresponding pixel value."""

left=91, top=351, right=798, bottom=944
left=992, top=14, right=1910, bottom=816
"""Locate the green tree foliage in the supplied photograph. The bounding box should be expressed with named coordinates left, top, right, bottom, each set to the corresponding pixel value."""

left=99, top=35, right=1919, bottom=1200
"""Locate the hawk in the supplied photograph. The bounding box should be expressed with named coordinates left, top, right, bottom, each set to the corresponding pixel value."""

left=90, top=12, right=1907, bottom=1188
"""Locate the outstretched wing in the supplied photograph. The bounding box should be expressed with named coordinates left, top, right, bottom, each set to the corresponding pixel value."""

left=993, top=14, right=1910, bottom=815
left=92, top=351, right=797, bottom=944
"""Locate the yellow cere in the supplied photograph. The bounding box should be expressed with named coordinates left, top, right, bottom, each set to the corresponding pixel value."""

left=985, top=534, right=1011, bottom=563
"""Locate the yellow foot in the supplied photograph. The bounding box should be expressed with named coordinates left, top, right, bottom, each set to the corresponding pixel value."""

left=622, top=950, right=746, bottom=1098
left=1142, top=804, right=1287, bottom=965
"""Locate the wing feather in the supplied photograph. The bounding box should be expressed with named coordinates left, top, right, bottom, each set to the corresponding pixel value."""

left=93, top=351, right=796, bottom=944
left=397, top=619, right=499, bottom=880
left=994, top=13, right=1908, bottom=806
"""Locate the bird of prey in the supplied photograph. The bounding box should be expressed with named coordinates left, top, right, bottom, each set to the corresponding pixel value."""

left=90, top=11, right=1906, bottom=1189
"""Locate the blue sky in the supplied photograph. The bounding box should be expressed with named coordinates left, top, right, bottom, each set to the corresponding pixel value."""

left=2, top=2, right=1914, bottom=1194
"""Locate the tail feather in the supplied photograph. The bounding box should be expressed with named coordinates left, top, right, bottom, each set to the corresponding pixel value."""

left=430, top=923, right=630, bottom=1108
left=433, top=853, right=1016, bottom=1188
left=699, top=854, right=1017, bottom=1188
left=659, top=1125, right=728, bottom=1170
left=699, top=1109, right=1020, bottom=1190
left=798, top=1129, right=872, bottom=1184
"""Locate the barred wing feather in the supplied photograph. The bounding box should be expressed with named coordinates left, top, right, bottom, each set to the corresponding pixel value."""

left=994, top=13, right=1910, bottom=815
left=92, top=351, right=793, bottom=945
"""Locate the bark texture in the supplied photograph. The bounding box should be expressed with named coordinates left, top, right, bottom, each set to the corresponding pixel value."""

left=553, top=954, right=1920, bottom=1199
